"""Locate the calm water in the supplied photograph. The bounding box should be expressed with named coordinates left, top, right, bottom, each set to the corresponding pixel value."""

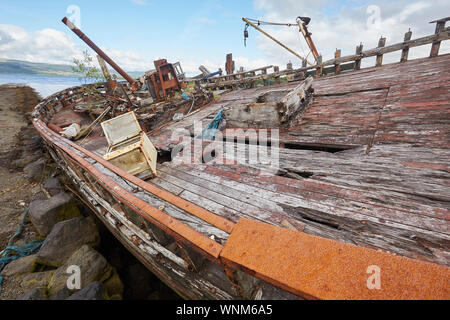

left=0, top=73, right=86, bottom=98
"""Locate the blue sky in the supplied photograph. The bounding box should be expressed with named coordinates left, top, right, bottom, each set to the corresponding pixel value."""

left=0, top=1, right=258, bottom=58
left=0, top=0, right=272, bottom=73
left=1, top=0, right=449, bottom=75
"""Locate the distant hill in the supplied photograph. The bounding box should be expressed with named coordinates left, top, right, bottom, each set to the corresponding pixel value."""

left=0, top=59, right=145, bottom=78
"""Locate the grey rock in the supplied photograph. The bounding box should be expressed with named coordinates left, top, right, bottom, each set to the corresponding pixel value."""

left=0, top=254, right=37, bottom=277
left=49, top=287, right=71, bottom=300
left=37, top=216, right=100, bottom=267
left=43, top=177, right=63, bottom=196
left=31, top=136, right=42, bottom=145
left=47, top=245, right=112, bottom=296
left=23, top=158, right=45, bottom=182
left=17, top=287, right=48, bottom=300
left=10, top=153, right=41, bottom=169
left=103, top=267, right=123, bottom=299
left=29, top=192, right=81, bottom=237
left=67, top=282, right=108, bottom=300
left=21, top=270, right=55, bottom=291
left=30, top=191, right=46, bottom=202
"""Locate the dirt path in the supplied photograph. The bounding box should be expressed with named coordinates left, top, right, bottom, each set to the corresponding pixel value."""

left=0, top=85, right=44, bottom=299
left=0, top=85, right=42, bottom=249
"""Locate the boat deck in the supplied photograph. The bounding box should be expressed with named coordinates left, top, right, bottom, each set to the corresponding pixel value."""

left=147, top=54, right=450, bottom=267
left=37, top=52, right=450, bottom=300
left=49, top=54, right=449, bottom=269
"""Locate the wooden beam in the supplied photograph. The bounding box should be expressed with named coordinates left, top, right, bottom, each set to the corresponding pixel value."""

left=97, top=55, right=112, bottom=81
left=430, top=20, right=447, bottom=57
left=376, top=37, right=386, bottom=67
left=302, top=59, right=307, bottom=68
left=203, top=24, right=450, bottom=90
left=323, top=27, right=449, bottom=66
left=401, top=29, right=412, bottom=62
left=354, top=43, right=363, bottom=70
left=209, top=65, right=273, bottom=82
left=334, top=49, right=341, bottom=74
left=316, top=55, right=323, bottom=76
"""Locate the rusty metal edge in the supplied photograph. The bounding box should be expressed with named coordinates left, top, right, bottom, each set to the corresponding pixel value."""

left=219, top=218, right=450, bottom=300
left=34, top=119, right=223, bottom=261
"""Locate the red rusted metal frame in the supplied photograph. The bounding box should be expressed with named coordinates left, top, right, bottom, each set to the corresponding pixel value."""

left=297, top=20, right=320, bottom=63
left=39, top=119, right=234, bottom=233
left=149, top=59, right=182, bottom=101
left=220, top=218, right=450, bottom=300
left=34, top=120, right=223, bottom=262
left=155, top=59, right=181, bottom=99
left=61, top=17, right=137, bottom=90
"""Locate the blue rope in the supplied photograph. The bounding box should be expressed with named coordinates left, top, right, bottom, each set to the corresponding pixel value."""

left=199, top=107, right=224, bottom=141
left=0, top=209, right=43, bottom=294
left=8, top=208, right=29, bottom=247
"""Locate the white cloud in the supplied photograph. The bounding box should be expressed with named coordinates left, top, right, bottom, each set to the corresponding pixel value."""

left=130, top=0, right=148, bottom=5
left=251, top=0, right=450, bottom=69
left=0, top=24, right=82, bottom=64
left=0, top=23, right=232, bottom=76
left=0, top=24, right=157, bottom=73
left=1, top=1, right=448, bottom=78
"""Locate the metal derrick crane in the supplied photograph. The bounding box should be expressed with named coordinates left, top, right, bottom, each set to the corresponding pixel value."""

left=242, top=16, right=320, bottom=66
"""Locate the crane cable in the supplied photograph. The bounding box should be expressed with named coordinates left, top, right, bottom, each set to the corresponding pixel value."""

left=245, top=18, right=298, bottom=27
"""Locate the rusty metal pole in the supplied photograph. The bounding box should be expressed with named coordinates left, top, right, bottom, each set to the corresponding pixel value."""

left=296, top=18, right=320, bottom=64
left=62, top=17, right=137, bottom=89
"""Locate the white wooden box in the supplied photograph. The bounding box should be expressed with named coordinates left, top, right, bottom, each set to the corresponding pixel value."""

left=101, top=111, right=157, bottom=178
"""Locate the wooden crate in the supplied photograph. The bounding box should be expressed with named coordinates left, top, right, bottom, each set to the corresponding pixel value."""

left=101, top=111, right=157, bottom=178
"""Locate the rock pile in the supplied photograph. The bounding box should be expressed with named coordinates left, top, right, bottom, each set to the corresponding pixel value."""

left=1, top=172, right=124, bottom=300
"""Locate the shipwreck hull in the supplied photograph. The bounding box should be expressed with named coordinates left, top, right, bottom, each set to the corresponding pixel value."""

left=31, top=21, right=450, bottom=298
left=34, top=120, right=243, bottom=300
left=31, top=86, right=299, bottom=300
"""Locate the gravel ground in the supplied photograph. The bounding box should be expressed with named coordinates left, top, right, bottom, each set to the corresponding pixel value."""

left=0, top=85, right=43, bottom=299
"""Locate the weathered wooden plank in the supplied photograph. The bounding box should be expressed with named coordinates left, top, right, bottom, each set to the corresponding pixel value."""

left=223, top=77, right=313, bottom=128
left=375, top=37, right=386, bottom=67
left=334, top=49, right=341, bottom=74
left=430, top=20, right=447, bottom=57
left=189, top=163, right=450, bottom=265
left=401, top=29, right=412, bottom=62
left=322, top=27, right=450, bottom=66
